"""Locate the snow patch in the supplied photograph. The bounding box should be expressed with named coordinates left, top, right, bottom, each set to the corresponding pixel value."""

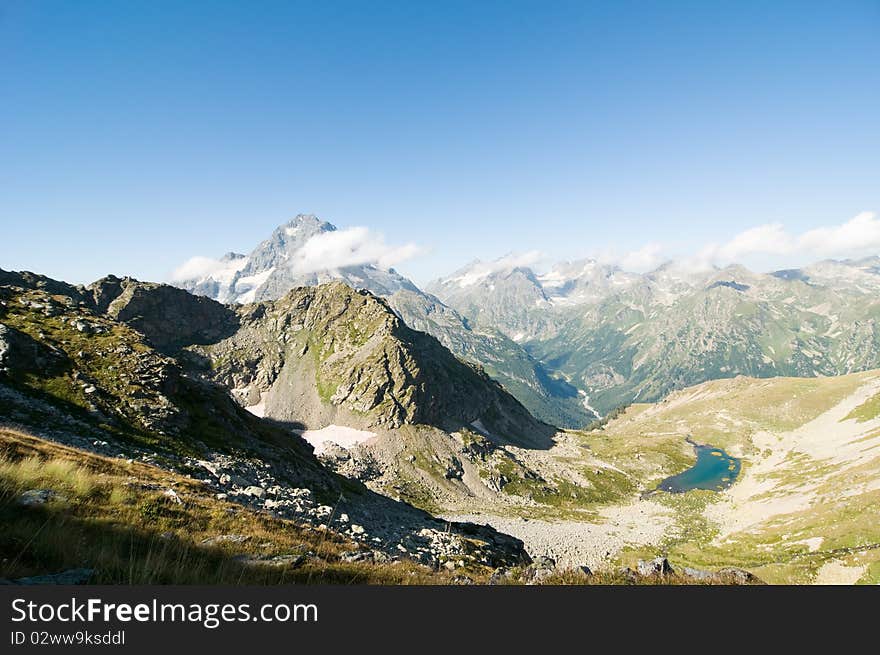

left=246, top=396, right=266, bottom=418
left=296, top=425, right=377, bottom=454
left=234, top=268, right=276, bottom=303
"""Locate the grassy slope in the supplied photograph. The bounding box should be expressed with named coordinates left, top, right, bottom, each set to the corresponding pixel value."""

left=0, top=428, right=468, bottom=584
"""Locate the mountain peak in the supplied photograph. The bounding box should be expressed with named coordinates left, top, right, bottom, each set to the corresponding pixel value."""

left=174, top=214, right=418, bottom=304
left=279, top=213, right=335, bottom=234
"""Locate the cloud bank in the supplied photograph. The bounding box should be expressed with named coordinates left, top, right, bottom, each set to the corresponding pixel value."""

left=170, top=255, right=245, bottom=282
left=697, top=211, right=880, bottom=267
left=600, top=211, right=880, bottom=274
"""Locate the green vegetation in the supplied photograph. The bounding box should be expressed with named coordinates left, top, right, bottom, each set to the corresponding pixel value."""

left=843, top=392, right=880, bottom=423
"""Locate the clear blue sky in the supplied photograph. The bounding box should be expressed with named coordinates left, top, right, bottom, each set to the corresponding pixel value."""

left=2, top=1, right=879, bottom=284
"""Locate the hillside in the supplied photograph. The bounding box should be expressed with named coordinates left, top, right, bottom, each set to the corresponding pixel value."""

left=4, top=266, right=876, bottom=584
left=0, top=269, right=530, bottom=570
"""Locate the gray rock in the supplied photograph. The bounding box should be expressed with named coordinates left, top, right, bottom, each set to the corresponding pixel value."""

left=340, top=550, right=373, bottom=563
left=637, top=557, right=674, bottom=576
left=717, top=567, right=760, bottom=584
left=242, top=485, right=265, bottom=498
left=444, top=456, right=465, bottom=480
left=201, top=534, right=251, bottom=546
left=681, top=566, right=716, bottom=581
left=521, top=555, right=556, bottom=583
left=16, top=489, right=67, bottom=507
left=489, top=568, right=512, bottom=585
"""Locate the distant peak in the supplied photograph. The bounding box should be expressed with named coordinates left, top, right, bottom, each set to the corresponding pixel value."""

left=283, top=214, right=333, bottom=229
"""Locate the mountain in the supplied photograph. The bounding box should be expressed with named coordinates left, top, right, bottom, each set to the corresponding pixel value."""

left=385, top=289, right=592, bottom=428
left=173, top=215, right=598, bottom=428
left=426, top=262, right=553, bottom=342
left=187, top=280, right=551, bottom=446
left=429, top=257, right=880, bottom=414
left=7, top=266, right=871, bottom=583
left=0, top=268, right=530, bottom=568
left=177, top=215, right=419, bottom=303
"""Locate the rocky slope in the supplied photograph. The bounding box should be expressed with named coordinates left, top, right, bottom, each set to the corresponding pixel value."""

left=0, top=269, right=529, bottom=569
left=173, top=215, right=597, bottom=428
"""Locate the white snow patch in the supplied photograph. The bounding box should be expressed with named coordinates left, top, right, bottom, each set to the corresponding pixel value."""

left=296, top=425, right=377, bottom=454
left=234, top=268, right=276, bottom=303
left=246, top=397, right=266, bottom=418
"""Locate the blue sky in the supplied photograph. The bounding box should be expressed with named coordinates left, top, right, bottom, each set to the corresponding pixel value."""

left=2, top=1, right=879, bottom=285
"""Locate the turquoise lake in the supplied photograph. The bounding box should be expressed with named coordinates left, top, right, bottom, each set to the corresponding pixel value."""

left=656, top=439, right=741, bottom=493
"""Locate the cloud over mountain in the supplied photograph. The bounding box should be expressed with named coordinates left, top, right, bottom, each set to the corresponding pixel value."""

left=290, top=226, right=423, bottom=275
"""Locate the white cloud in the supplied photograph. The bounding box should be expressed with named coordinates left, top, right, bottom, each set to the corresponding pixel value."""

left=170, top=256, right=239, bottom=282
left=291, top=226, right=424, bottom=275
left=618, top=242, right=665, bottom=272
left=700, top=211, right=880, bottom=265
left=585, top=211, right=879, bottom=275
left=797, top=211, right=880, bottom=257
left=454, top=251, right=543, bottom=287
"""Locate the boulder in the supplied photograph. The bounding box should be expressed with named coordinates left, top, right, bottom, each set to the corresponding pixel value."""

left=242, top=485, right=265, bottom=498
left=521, top=555, right=556, bottom=584
left=681, top=566, right=716, bottom=581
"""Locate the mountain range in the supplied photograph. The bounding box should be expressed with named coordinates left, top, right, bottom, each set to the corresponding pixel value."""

left=175, top=215, right=597, bottom=428
left=428, top=255, right=880, bottom=414
left=175, top=215, right=880, bottom=420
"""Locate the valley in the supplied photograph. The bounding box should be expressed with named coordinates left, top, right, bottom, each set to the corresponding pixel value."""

left=437, top=371, right=880, bottom=584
